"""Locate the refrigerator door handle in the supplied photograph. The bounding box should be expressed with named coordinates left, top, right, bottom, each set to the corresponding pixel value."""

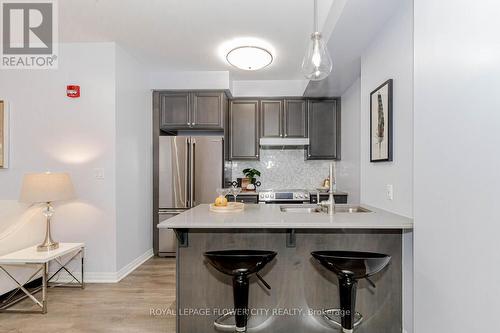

left=186, top=137, right=191, bottom=208
left=190, top=138, right=196, bottom=207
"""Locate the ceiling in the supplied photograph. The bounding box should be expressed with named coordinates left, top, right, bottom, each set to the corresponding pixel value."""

left=305, top=0, right=408, bottom=96
left=58, top=0, right=406, bottom=91
left=58, top=0, right=335, bottom=80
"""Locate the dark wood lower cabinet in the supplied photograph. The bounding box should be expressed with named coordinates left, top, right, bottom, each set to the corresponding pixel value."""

left=310, top=194, right=348, bottom=204
left=175, top=229, right=403, bottom=333
left=226, top=194, right=259, bottom=204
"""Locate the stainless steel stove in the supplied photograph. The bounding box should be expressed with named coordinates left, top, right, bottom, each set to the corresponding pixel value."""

left=258, top=189, right=310, bottom=204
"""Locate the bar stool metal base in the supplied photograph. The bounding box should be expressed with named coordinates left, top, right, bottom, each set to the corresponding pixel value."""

left=323, top=308, right=363, bottom=331
left=214, top=311, right=251, bottom=332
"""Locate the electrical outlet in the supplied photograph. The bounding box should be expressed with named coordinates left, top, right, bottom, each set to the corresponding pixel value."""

left=386, top=184, right=394, bottom=200
left=94, top=168, right=104, bottom=180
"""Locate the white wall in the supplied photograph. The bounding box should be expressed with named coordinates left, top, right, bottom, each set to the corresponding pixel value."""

left=338, top=78, right=361, bottom=204
left=147, top=70, right=309, bottom=98
left=231, top=80, right=308, bottom=97
left=115, top=46, right=153, bottom=271
left=0, top=43, right=118, bottom=292
left=0, top=43, right=152, bottom=293
left=414, top=1, right=500, bottom=332
left=360, top=0, right=413, bottom=218
left=149, top=71, right=230, bottom=90
left=344, top=2, right=414, bottom=331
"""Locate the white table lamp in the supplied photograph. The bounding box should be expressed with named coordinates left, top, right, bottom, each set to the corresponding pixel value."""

left=19, top=172, right=75, bottom=251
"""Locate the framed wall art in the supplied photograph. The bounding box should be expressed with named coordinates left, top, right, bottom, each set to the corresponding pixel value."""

left=370, top=79, right=393, bottom=162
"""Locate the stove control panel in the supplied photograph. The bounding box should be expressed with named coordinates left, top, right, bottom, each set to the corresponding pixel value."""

left=259, top=190, right=310, bottom=203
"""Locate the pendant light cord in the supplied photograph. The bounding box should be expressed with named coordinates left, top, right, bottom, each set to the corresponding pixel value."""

left=314, top=0, right=318, bottom=33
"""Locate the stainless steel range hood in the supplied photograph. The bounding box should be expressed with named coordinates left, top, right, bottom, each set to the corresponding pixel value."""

left=259, top=137, right=310, bottom=147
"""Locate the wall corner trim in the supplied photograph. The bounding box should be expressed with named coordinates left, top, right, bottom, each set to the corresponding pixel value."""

left=115, top=248, right=154, bottom=282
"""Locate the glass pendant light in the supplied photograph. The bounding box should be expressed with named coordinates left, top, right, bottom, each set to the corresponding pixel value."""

left=302, top=0, right=332, bottom=81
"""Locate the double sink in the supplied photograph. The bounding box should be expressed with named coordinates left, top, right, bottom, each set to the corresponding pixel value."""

left=280, top=205, right=372, bottom=214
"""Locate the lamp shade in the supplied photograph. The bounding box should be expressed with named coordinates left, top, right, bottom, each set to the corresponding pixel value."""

left=19, top=172, right=75, bottom=203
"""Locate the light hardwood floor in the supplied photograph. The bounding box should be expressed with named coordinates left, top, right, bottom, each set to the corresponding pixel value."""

left=0, top=257, right=176, bottom=333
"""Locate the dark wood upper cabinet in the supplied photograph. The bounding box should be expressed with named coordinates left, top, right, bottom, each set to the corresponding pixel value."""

left=260, top=100, right=283, bottom=138
left=306, top=99, right=341, bottom=160
left=192, top=92, right=225, bottom=129
left=158, top=92, right=340, bottom=161
left=229, top=100, right=260, bottom=160
left=160, top=92, right=191, bottom=130
left=284, top=99, right=307, bottom=138
left=260, top=99, right=307, bottom=138
left=159, top=91, right=226, bottom=131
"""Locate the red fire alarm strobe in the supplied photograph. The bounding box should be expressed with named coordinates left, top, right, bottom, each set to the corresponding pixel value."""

left=67, top=85, right=80, bottom=98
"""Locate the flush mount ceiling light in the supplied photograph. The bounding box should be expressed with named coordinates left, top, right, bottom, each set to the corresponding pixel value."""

left=226, top=46, right=273, bottom=71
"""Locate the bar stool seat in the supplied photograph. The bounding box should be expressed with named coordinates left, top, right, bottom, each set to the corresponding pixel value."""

left=204, top=250, right=277, bottom=332
left=311, top=251, right=391, bottom=333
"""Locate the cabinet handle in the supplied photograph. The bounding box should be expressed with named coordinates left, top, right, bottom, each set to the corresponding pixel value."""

left=187, top=122, right=191, bottom=126
left=284, top=133, right=288, bottom=137
left=192, top=122, right=196, bottom=126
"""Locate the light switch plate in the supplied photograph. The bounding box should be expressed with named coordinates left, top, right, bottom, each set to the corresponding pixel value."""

left=386, top=184, right=394, bottom=200
left=94, top=168, right=104, bottom=180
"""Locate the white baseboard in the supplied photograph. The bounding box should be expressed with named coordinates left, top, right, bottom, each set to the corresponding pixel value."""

left=48, top=248, right=154, bottom=284
left=116, top=248, right=154, bottom=282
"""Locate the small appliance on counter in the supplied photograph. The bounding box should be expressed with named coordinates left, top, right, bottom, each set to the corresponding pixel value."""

left=232, top=178, right=262, bottom=192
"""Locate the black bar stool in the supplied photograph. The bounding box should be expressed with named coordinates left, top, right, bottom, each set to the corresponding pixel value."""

left=204, top=250, right=277, bottom=332
left=311, top=251, right=391, bottom=333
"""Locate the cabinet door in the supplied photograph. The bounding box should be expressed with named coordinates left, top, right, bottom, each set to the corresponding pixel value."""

left=159, top=92, right=190, bottom=129
left=192, top=92, right=224, bottom=129
left=260, top=100, right=283, bottom=138
left=307, top=99, right=340, bottom=160
left=229, top=100, right=260, bottom=160
left=284, top=99, right=307, bottom=138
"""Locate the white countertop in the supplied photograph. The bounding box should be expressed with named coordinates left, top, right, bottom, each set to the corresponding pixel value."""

left=158, top=204, right=413, bottom=230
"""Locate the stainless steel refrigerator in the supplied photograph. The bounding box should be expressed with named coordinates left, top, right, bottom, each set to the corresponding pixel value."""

left=158, top=135, right=224, bottom=256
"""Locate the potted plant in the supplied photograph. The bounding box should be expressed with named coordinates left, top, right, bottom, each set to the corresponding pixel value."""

left=241, top=168, right=261, bottom=190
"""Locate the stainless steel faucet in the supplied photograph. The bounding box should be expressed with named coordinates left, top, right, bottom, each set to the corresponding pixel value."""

left=318, top=163, right=335, bottom=215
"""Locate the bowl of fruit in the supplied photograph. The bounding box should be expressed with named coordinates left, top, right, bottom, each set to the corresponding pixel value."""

left=209, top=188, right=245, bottom=213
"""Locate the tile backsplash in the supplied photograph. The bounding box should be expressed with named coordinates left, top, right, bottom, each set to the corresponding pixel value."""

left=231, top=149, right=334, bottom=190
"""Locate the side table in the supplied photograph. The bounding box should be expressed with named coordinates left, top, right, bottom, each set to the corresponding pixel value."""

left=0, top=242, right=85, bottom=314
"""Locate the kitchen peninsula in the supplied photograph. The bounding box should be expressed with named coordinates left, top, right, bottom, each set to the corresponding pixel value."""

left=158, top=204, right=413, bottom=333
